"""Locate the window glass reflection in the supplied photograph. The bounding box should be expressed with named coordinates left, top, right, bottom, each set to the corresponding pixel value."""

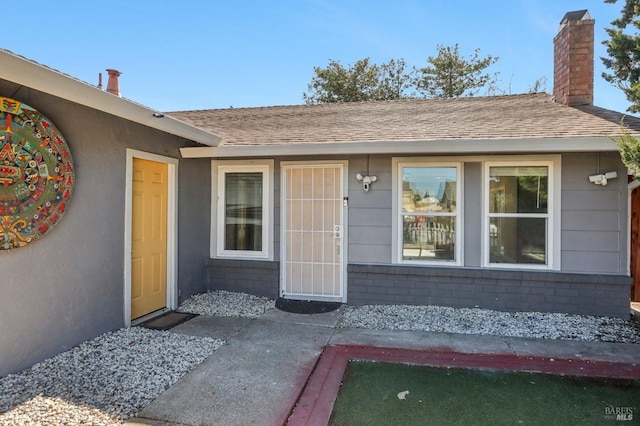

left=489, top=166, right=548, bottom=214
left=402, top=167, right=457, bottom=213
left=489, top=217, right=546, bottom=264
left=224, top=172, right=263, bottom=251
left=402, top=216, right=456, bottom=261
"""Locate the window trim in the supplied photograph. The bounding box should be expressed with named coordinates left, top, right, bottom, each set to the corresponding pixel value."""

left=392, top=159, right=463, bottom=266
left=482, top=159, right=561, bottom=270
left=212, top=159, right=274, bottom=260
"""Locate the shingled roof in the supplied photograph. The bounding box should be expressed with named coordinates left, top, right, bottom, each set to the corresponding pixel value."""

left=169, top=93, right=640, bottom=149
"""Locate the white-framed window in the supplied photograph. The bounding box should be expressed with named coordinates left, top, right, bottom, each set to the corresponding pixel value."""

left=484, top=160, right=559, bottom=269
left=394, top=160, right=462, bottom=266
left=214, top=160, right=273, bottom=259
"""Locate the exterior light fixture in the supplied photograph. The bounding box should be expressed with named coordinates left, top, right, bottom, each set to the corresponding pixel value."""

left=356, top=173, right=377, bottom=192
left=588, top=171, right=617, bottom=186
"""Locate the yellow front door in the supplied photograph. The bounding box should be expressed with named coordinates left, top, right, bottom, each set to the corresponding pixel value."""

left=131, top=158, right=168, bottom=319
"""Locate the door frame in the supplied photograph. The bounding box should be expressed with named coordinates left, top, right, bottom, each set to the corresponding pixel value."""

left=628, top=178, right=640, bottom=301
left=124, top=149, right=179, bottom=326
left=280, top=160, right=349, bottom=303
left=627, top=178, right=640, bottom=276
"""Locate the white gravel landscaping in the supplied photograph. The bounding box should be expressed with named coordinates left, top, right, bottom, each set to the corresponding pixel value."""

left=177, top=290, right=275, bottom=318
left=337, top=304, right=640, bottom=343
left=176, top=290, right=640, bottom=343
left=1, top=290, right=638, bottom=425
left=0, top=327, right=223, bottom=425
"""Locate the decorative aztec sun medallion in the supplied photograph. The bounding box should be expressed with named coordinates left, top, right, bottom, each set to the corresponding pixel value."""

left=0, top=97, right=74, bottom=250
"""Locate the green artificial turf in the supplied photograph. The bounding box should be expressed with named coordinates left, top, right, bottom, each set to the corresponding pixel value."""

left=329, top=361, right=640, bottom=426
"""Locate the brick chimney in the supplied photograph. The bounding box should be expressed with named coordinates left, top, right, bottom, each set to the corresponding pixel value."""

left=105, top=69, right=122, bottom=97
left=553, top=10, right=594, bottom=106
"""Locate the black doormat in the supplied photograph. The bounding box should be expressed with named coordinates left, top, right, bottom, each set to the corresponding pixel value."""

left=275, top=297, right=341, bottom=314
left=140, top=312, right=198, bottom=331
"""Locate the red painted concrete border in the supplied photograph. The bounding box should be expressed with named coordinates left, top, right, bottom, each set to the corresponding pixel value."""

left=276, top=356, right=325, bottom=426
left=286, top=344, right=640, bottom=426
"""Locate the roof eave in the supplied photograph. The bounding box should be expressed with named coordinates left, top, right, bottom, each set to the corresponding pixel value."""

left=180, top=137, right=620, bottom=158
left=0, top=50, right=222, bottom=147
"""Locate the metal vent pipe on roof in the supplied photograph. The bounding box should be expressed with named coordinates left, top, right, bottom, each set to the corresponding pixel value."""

left=106, top=69, right=122, bottom=97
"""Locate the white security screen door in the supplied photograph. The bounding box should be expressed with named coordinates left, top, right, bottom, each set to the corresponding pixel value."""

left=281, top=162, right=347, bottom=301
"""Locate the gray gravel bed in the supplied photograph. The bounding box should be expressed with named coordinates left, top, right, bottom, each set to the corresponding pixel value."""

left=0, top=327, right=223, bottom=425
left=2, top=291, right=637, bottom=424
left=177, top=290, right=275, bottom=318
left=338, top=304, right=640, bottom=343
left=178, top=290, right=639, bottom=343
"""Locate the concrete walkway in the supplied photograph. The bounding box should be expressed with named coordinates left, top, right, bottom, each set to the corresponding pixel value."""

left=127, top=309, right=343, bottom=426
left=126, top=308, right=640, bottom=426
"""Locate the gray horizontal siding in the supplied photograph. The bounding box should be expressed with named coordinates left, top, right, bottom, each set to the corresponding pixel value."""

left=562, top=210, right=621, bottom=232
left=348, top=244, right=390, bottom=264
left=562, top=230, right=621, bottom=252
left=561, top=251, right=622, bottom=274
left=562, top=189, right=619, bottom=210
left=463, top=162, right=482, bottom=267
left=561, top=152, right=623, bottom=189
left=560, top=152, right=627, bottom=274
left=349, top=227, right=390, bottom=245
left=211, top=152, right=632, bottom=319
left=348, top=155, right=393, bottom=264
left=348, top=207, right=391, bottom=227
left=267, top=153, right=628, bottom=274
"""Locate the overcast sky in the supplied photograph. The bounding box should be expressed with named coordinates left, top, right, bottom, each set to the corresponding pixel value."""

left=4, top=1, right=632, bottom=113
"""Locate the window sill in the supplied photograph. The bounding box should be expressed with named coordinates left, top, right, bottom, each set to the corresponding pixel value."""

left=483, top=262, right=557, bottom=271
left=397, top=259, right=462, bottom=267
left=215, top=251, right=271, bottom=261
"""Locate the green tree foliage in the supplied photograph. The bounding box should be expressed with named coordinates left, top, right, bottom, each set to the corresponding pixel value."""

left=603, top=1, right=640, bottom=176
left=303, top=58, right=408, bottom=104
left=602, top=0, right=640, bottom=113
left=303, top=45, right=500, bottom=104
left=613, top=122, right=640, bottom=176
left=527, top=76, right=548, bottom=94
left=378, top=58, right=416, bottom=100
left=413, top=44, right=499, bottom=98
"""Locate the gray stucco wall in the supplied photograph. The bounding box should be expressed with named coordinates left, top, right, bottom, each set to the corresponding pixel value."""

left=0, top=82, right=210, bottom=376
left=177, top=158, right=211, bottom=301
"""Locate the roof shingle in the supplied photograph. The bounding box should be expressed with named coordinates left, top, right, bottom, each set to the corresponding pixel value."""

left=167, top=93, right=640, bottom=147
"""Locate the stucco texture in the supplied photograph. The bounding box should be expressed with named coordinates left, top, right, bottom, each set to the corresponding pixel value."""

left=0, top=82, right=210, bottom=376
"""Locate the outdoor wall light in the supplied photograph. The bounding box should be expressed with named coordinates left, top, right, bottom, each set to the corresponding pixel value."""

left=356, top=173, right=377, bottom=192
left=588, top=171, right=617, bottom=186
